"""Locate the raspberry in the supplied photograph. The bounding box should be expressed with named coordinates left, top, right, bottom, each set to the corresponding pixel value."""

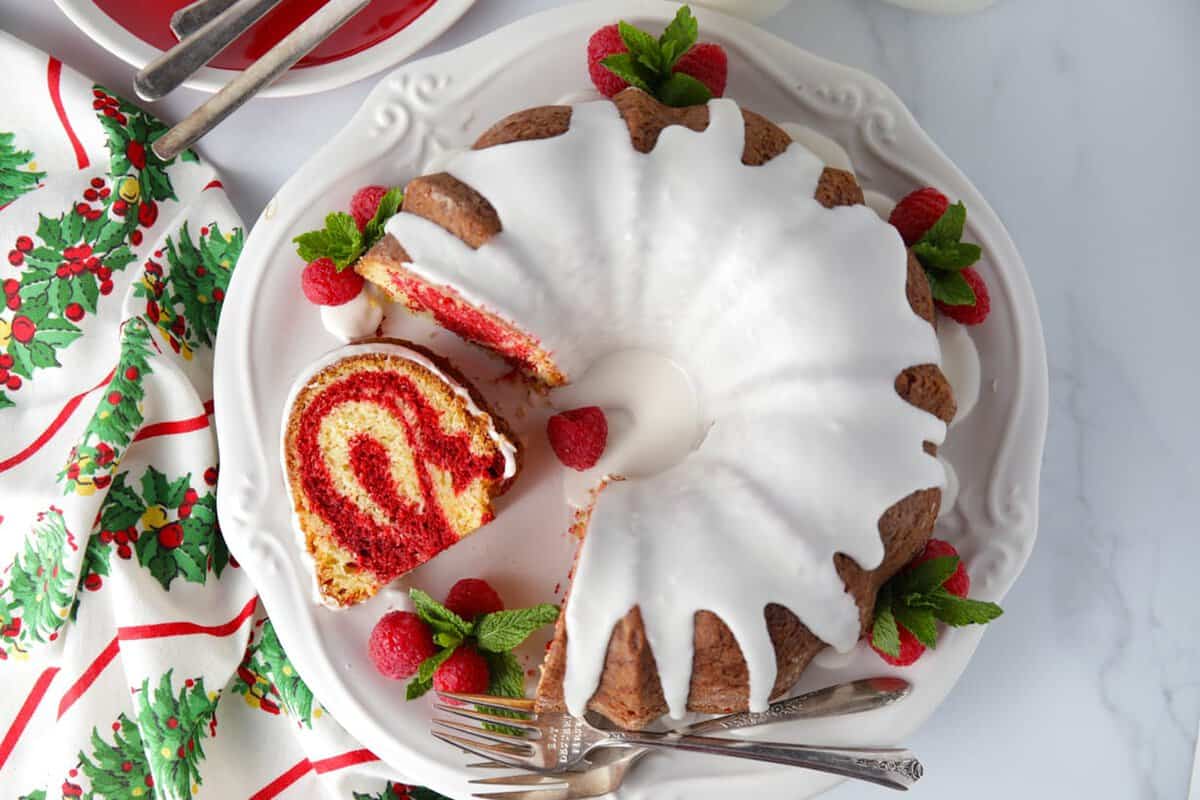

left=547, top=406, right=608, bottom=471
left=587, top=25, right=630, bottom=98
left=301, top=257, right=364, bottom=306
left=908, top=538, right=970, bottom=598
left=935, top=267, right=990, bottom=326
left=444, top=578, right=504, bottom=621
left=369, top=611, right=436, bottom=679
left=432, top=646, right=490, bottom=695
left=888, top=187, right=949, bottom=246
left=673, top=42, right=728, bottom=98
left=871, top=626, right=925, bottom=666
left=350, top=185, right=389, bottom=232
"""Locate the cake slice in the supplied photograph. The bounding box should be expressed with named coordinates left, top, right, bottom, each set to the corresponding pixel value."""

left=282, top=340, right=519, bottom=607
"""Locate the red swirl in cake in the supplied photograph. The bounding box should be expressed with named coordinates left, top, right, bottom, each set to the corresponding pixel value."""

left=283, top=340, right=519, bottom=607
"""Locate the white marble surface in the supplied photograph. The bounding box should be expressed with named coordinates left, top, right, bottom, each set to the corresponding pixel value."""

left=3, top=0, right=1198, bottom=797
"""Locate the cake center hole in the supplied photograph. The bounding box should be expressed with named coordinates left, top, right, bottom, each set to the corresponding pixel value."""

left=554, top=349, right=705, bottom=481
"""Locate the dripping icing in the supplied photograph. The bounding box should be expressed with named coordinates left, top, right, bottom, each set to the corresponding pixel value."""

left=385, top=97, right=947, bottom=717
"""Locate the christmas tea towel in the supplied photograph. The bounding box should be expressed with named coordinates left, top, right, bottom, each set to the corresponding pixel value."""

left=0, top=31, right=445, bottom=800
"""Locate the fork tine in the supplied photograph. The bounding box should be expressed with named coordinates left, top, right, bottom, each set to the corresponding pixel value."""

left=470, top=772, right=567, bottom=787
left=434, top=718, right=536, bottom=747
left=430, top=731, right=531, bottom=765
left=434, top=703, right=539, bottom=733
left=472, top=789, right=570, bottom=800
left=466, top=761, right=515, bottom=769
left=438, top=691, right=536, bottom=712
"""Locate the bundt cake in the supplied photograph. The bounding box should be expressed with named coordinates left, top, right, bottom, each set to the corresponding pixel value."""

left=282, top=339, right=519, bottom=608
left=356, top=89, right=955, bottom=728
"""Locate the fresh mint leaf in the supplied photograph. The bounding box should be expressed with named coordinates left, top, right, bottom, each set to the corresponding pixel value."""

left=658, top=71, right=713, bottom=107
left=601, top=53, right=654, bottom=93
left=410, top=588, right=473, bottom=638
left=406, top=676, right=431, bottom=700
left=893, top=603, right=938, bottom=649
left=363, top=187, right=403, bottom=250
left=929, top=588, right=1004, bottom=626
left=898, top=556, right=960, bottom=596
left=417, top=646, right=457, bottom=684
left=913, top=240, right=981, bottom=272
left=293, top=211, right=362, bottom=269
left=480, top=651, right=530, bottom=737
left=433, top=630, right=462, bottom=649
left=926, top=268, right=977, bottom=307
left=474, top=604, right=560, bottom=653
left=618, top=20, right=663, bottom=74
left=659, top=6, right=699, bottom=69
left=485, top=651, right=526, bottom=699
left=920, top=201, right=967, bottom=246
left=871, top=585, right=901, bottom=658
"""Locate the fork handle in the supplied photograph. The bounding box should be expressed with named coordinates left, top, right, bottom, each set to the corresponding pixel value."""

left=607, top=731, right=922, bottom=790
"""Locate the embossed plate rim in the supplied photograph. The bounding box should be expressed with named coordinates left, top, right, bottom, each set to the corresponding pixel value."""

left=213, top=2, right=1048, bottom=798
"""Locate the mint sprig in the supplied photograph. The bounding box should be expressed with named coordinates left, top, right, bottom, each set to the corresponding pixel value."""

left=404, top=588, right=560, bottom=701
left=870, top=553, right=1003, bottom=658
left=601, top=6, right=712, bottom=108
left=292, top=186, right=404, bottom=272
left=910, top=201, right=983, bottom=307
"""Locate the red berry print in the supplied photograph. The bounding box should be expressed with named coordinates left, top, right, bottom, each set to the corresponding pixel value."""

left=121, top=760, right=132, bottom=772
left=65, top=302, right=84, bottom=322
left=184, top=488, right=199, bottom=504
left=100, top=530, right=114, bottom=544
left=113, top=200, right=128, bottom=216
left=125, top=366, right=139, bottom=381
left=11, top=315, right=35, bottom=343
left=158, top=523, right=184, bottom=549
left=90, top=177, right=105, bottom=189
left=3, top=278, right=18, bottom=295
left=100, top=279, right=114, bottom=295
left=131, top=229, right=143, bottom=246
left=126, top=140, right=147, bottom=170
left=7, top=250, right=22, bottom=266
left=5, top=293, right=19, bottom=311
left=204, top=466, right=219, bottom=485
left=368, top=611, right=436, bottom=679
left=84, top=573, right=102, bottom=591
left=137, top=200, right=158, bottom=228
left=166, top=716, right=179, bottom=729
left=84, top=188, right=99, bottom=202
left=444, top=578, right=505, bottom=621
left=117, top=544, right=132, bottom=559
left=108, top=391, right=122, bottom=405
left=15, top=236, right=33, bottom=252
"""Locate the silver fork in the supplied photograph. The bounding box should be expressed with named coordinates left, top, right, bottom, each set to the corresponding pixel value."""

left=467, top=677, right=912, bottom=798
left=432, top=691, right=923, bottom=792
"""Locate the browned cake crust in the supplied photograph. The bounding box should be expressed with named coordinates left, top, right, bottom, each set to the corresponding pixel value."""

left=356, top=89, right=955, bottom=727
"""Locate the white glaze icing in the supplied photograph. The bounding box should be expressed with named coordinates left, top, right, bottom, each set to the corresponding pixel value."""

left=384, top=97, right=946, bottom=717
left=319, top=284, right=384, bottom=342
left=779, top=122, right=854, bottom=173
left=936, top=318, right=982, bottom=426
left=280, top=342, right=519, bottom=608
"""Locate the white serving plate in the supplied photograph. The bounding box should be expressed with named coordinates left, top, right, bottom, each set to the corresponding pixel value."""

left=213, top=2, right=1048, bottom=797
left=50, top=0, right=476, bottom=98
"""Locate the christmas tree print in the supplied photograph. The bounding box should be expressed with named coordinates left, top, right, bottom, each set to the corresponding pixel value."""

left=59, top=318, right=155, bottom=495
left=72, top=465, right=228, bottom=593
left=134, top=222, right=240, bottom=359
left=232, top=620, right=319, bottom=726
left=352, top=783, right=451, bottom=800
left=135, top=671, right=218, bottom=799
left=0, top=507, right=78, bottom=657
left=0, top=131, right=45, bottom=206
left=78, top=714, right=154, bottom=799
left=0, top=84, right=195, bottom=409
